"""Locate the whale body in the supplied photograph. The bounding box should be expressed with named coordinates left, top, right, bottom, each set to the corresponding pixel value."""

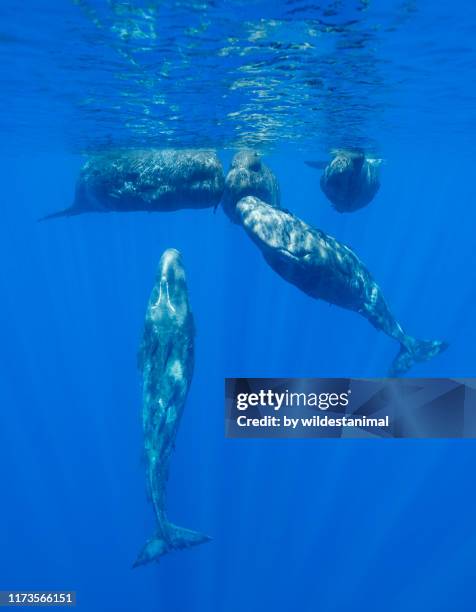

left=134, top=248, right=210, bottom=567
left=236, top=196, right=447, bottom=375
left=221, top=150, right=280, bottom=223
left=40, top=149, right=225, bottom=220
left=306, top=149, right=381, bottom=212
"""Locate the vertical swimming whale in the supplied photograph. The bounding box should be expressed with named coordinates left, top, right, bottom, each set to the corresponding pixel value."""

left=134, top=248, right=210, bottom=567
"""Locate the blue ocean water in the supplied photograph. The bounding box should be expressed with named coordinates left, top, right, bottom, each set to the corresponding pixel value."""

left=1, top=1, right=476, bottom=611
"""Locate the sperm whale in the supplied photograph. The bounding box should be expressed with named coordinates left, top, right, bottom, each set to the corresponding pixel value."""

left=236, top=196, right=448, bottom=375
left=221, top=150, right=280, bottom=223
left=134, top=248, right=210, bottom=567
left=40, top=149, right=224, bottom=221
left=306, top=149, right=381, bottom=212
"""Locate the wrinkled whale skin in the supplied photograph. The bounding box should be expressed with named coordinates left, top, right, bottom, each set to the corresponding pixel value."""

left=221, top=150, right=280, bottom=223
left=40, top=149, right=225, bottom=220
left=134, top=248, right=210, bottom=567
left=318, top=150, right=380, bottom=212
left=236, top=196, right=447, bottom=375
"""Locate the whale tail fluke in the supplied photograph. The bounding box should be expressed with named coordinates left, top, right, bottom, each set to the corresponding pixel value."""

left=390, top=338, right=449, bottom=376
left=133, top=523, right=211, bottom=567
left=38, top=207, right=79, bottom=222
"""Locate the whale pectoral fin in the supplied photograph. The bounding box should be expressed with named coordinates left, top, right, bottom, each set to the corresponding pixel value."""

left=367, top=158, right=384, bottom=167
left=305, top=160, right=327, bottom=170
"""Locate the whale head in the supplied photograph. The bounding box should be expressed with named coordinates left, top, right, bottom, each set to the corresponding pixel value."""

left=320, top=148, right=380, bottom=212
left=138, top=247, right=194, bottom=379
left=222, top=150, right=280, bottom=223
left=149, top=248, right=190, bottom=325
left=230, top=150, right=263, bottom=172
left=235, top=196, right=286, bottom=249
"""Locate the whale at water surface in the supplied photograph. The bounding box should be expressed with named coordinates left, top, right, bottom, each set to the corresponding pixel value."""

left=221, top=150, right=280, bottom=223
left=306, top=149, right=381, bottom=213
left=39, top=149, right=225, bottom=220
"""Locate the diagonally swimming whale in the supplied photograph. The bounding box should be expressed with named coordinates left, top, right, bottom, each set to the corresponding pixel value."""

left=39, top=149, right=224, bottom=221
left=235, top=196, right=448, bottom=375
left=306, top=149, right=381, bottom=213
left=134, top=248, right=210, bottom=567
